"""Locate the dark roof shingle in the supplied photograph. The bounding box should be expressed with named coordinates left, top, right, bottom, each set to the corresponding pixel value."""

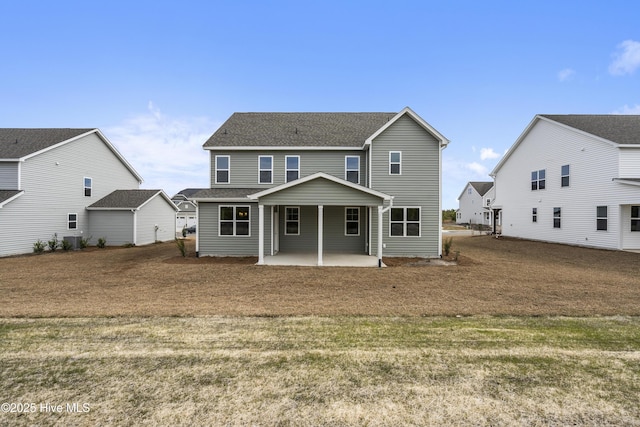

left=0, top=129, right=94, bottom=158
left=88, top=190, right=162, bottom=209
left=469, top=181, right=494, bottom=196
left=540, top=115, right=640, bottom=145
left=203, top=112, right=397, bottom=148
left=0, top=190, right=23, bottom=204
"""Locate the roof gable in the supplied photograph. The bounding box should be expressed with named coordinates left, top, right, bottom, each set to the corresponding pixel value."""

left=458, top=181, right=493, bottom=199
left=366, top=107, right=450, bottom=148
left=0, top=129, right=94, bottom=159
left=87, top=189, right=177, bottom=211
left=203, top=112, right=397, bottom=149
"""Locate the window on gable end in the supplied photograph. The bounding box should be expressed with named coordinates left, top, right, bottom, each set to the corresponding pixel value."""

left=84, top=177, right=92, bottom=197
left=389, top=151, right=402, bottom=175
left=561, top=165, right=570, bottom=187
left=531, top=169, right=545, bottom=190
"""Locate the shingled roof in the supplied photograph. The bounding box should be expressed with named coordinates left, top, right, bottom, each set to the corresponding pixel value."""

left=87, top=190, right=166, bottom=210
left=0, top=129, right=94, bottom=158
left=469, top=181, right=494, bottom=196
left=0, top=190, right=23, bottom=205
left=203, top=112, right=397, bottom=148
left=540, top=115, right=640, bottom=145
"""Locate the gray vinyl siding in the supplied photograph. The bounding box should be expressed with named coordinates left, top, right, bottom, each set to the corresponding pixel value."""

left=210, top=150, right=367, bottom=188
left=259, top=177, right=383, bottom=206
left=0, top=133, right=141, bottom=257
left=198, top=202, right=269, bottom=256
left=370, top=115, right=441, bottom=257
left=88, top=211, right=134, bottom=246
left=0, top=163, right=19, bottom=189
left=136, top=195, right=176, bottom=245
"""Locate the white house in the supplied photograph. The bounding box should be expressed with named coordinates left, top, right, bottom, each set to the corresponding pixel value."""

left=172, top=188, right=202, bottom=232
left=490, top=114, right=640, bottom=251
left=0, top=128, right=177, bottom=256
left=456, top=181, right=494, bottom=226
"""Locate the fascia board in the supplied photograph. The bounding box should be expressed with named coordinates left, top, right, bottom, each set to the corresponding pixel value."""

left=204, top=146, right=361, bottom=151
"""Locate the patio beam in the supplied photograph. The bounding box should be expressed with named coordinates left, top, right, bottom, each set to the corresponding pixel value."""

left=258, top=204, right=265, bottom=265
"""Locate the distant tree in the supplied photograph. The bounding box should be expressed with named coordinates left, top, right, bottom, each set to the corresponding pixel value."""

left=442, top=209, right=456, bottom=222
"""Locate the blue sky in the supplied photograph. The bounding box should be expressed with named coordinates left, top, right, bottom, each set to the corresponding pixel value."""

left=1, top=1, right=639, bottom=208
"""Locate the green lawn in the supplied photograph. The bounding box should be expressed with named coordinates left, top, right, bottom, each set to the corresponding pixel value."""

left=2, top=316, right=639, bottom=426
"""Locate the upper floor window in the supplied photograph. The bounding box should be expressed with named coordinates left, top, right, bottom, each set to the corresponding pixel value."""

left=485, top=198, right=491, bottom=207
left=632, top=206, right=640, bottom=232
left=84, top=177, right=92, bottom=197
left=553, top=207, right=561, bottom=228
left=390, top=207, right=420, bottom=237
left=389, top=151, right=402, bottom=175
left=561, top=165, right=570, bottom=187
left=68, top=213, right=78, bottom=230
left=219, top=205, right=250, bottom=236
left=258, top=156, right=273, bottom=184
left=597, top=206, right=607, bottom=231
left=345, top=156, right=360, bottom=184
left=286, top=156, right=300, bottom=182
left=468, top=187, right=472, bottom=195
left=215, top=155, right=230, bottom=184
left=531, top=169, right=546, bottom=190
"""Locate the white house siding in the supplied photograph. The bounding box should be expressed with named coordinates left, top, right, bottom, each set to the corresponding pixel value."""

left=619, top=148, right=640, bottom=178
left=369, top=115, right=442, bottom=257
left=0, top=163, right=19, bottom=188
left=0, top=133, right=140, bottom=257
left=494, top=119, right=640, bottom=250
left=88, top=211, right=134, bottom=246
left=210, top=150, right=367, bottom=189
left=457, top=184, right=494, bottom=226
left=198, top=202, right=269, bottom=256
left=136, top=195, right=176, bottom=245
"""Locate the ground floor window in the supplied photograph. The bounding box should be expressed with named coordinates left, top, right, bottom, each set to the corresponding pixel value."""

left=390, top=207, right=420, bottom=237
left=553, top=207, right=561, bottom=228
left=532, top=207, right=537, bottom=223
left=285, top=206, right=300, bottom=235
left=68, top=213, right=77, bottom=230
left=632, top=206, right=640, bottom=231
left=219, top=206, right=250, bottom=236
left=597, top=206, right=608, bottom=231
left=345, top=207, right=359, bottom=236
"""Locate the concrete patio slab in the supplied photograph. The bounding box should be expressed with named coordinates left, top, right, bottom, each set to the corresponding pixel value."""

left=262, top=253, right=384, bottom=267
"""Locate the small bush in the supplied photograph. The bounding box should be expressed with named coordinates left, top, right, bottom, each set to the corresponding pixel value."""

left=443, top=237, right=453, bottom=257
left=47, top=233, right=60, bottom=252
left=80, top=236, right=92, bottom=249
left=61, top=239, right=74, bottom=251
left=33, top=240, right=45, bottom=254
left=175, top=238, right=187, bottom=257
left=97, top=237, right=107, bottom=248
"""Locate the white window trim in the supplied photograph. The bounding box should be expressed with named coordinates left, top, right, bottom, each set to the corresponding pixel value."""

left=345, top=156, right=360, bottom=184
left=285, top=155, right=300, bottom=183
left=68, top=213, right=78, bottom=230
left=258, top=155, right=273, bottom=184
left=218, top=205, right=251, bottom=237
left=596, top=206, right=608, bottom=231
left=532, top=207, right=538, bottom=223
left=215, top=155, right=230, bottom=184
left=561, top=164, right=570, bottom=187
left=284, top=206, right=300, bottom=236
left=345, top=207, right=360, bottom=236
left=631, top=206, right=640, bottom=232
left=531, top=169, right=546, bottom=191
left=389, top=206, right=421, bottom=237
left=553, top=207, right=561, bottom=229
left=389, top=151, right=402, bottom=175
left=83, top=177, right=92, bottom=197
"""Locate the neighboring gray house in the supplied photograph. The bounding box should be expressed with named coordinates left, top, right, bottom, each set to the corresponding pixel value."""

left=193, top=107, right=449, bottom=265
left=490, top=114, right=640, bottom=251
left=0, top=128, right=175, bottom=256
left=172, top=188, right=203, bottom=232
left=87, top=189, right=177, bottom=245
left=456, top=181, right=494, bottom=226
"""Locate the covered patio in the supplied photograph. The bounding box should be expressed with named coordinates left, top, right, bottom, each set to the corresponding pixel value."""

left=263, top=252, right=385, bottom=267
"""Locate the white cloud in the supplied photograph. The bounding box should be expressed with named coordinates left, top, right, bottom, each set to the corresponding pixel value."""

left=480, top=147, right=500, bottom=160
left=557, top=68, right=575, bottom=82
left=467, top=162, right=488, bottom=176
left=611, top=104, right=640, bottom=114
left=105, top=102, right=219, bottom=197
left=609, top=40, right=640, bottom=75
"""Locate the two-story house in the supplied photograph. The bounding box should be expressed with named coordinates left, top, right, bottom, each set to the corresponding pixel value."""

left=173, top=188, right=203, bottom=232
left=0, top=128, right=177, bottom=256
left=456, top=181, right=494, bottom=226
left=192, top=107, right=449, bottom=265
left=490, top=115, right=640, bottom=251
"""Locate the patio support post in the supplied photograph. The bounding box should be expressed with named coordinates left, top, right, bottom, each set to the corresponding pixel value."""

left=318, top=205, right=324, bottom=266
left=377, top=205, right=383, bottom=266
left=258, top=204, right=265, bottom=265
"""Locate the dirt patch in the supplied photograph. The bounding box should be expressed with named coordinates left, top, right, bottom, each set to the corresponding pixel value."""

left=1, top=235, right=639, bottom=317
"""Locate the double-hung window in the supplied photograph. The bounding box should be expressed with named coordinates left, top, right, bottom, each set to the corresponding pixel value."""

left=390, top=207, right=420, bottom=237
left=285, top=207, right=300, bottom=235
left=345, top=207, right=359, bottom=236
left=345, top=156, right=360, bottom=184
left=532, top=208, right=537, bottom=223
left=389, top=151, right=402, bottom=175
left=216, top=155, right=230, bottom=184
left=68, top=213, right=78, bottom=230
left=631, top=206, right=640, bottom=232
left=553, top=207, right=561, bottom=228
left=84, top=177, right=92, bottom=197
left=258, top=156, right=273, bottom=184
left=596, top=206, right=608, bottom=231
left=561, top=165, right=570, bottom=187
left=219, top=206, right=250, bottom=236
left=286, top=156, right=300, bottom=182
left=531, top=169, right=546, bottom=190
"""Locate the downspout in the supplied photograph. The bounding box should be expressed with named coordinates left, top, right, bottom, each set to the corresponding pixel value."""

left=377, top=197, right=394, bottom=268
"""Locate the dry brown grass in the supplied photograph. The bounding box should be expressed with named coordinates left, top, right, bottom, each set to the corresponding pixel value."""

left=1, top=235, right=639, bottom=317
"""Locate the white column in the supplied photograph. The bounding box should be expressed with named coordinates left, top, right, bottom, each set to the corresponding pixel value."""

left=317, top=205, right=324, bottom=266
left=377, top=205, right=383, bottom=264
left=258, top=204, right=265, bottom=265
